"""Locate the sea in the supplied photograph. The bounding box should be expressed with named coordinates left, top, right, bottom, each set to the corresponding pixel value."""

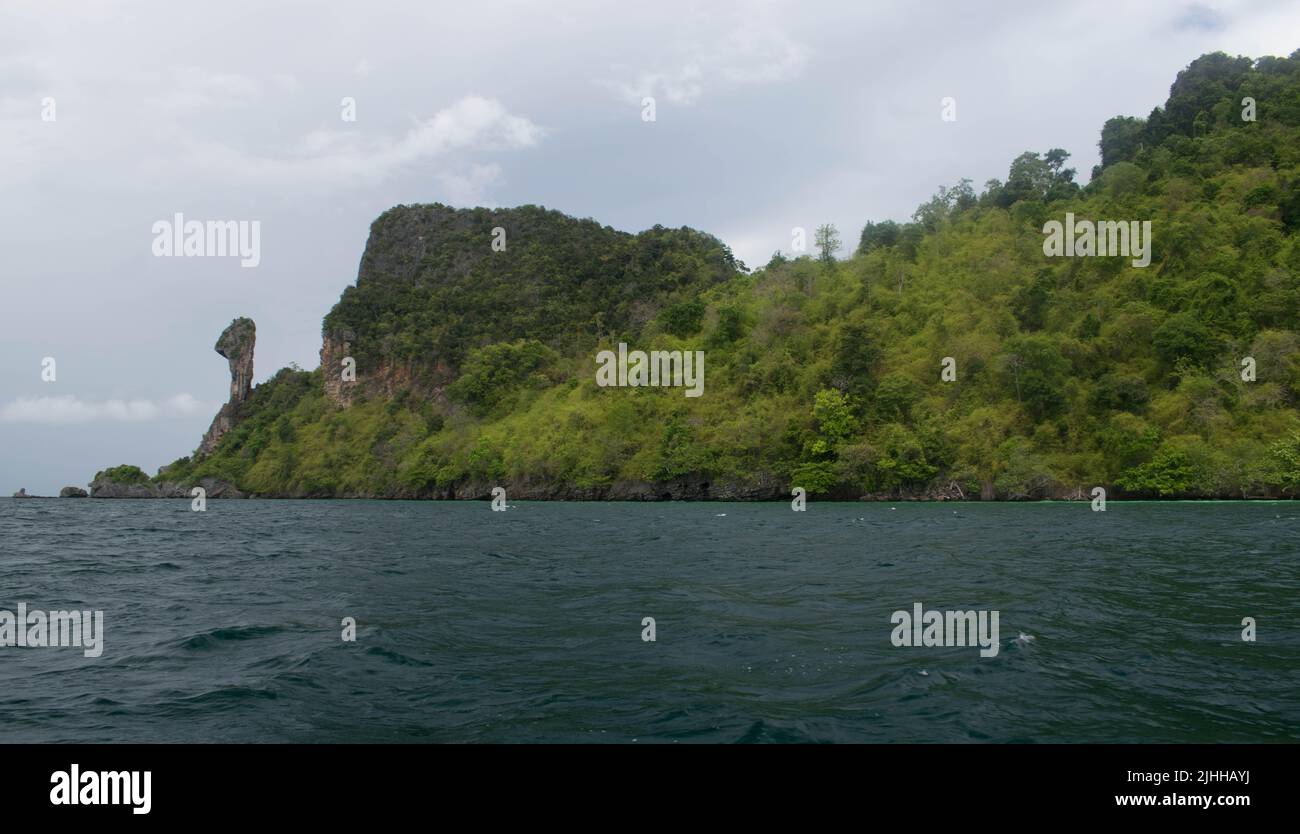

left=1, top=499, right=1296, bottom=743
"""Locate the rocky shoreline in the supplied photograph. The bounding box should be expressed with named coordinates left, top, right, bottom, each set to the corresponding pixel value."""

left=87, top=475, right=246, bottom=499
left=67, top=474, right=1291, bottom=501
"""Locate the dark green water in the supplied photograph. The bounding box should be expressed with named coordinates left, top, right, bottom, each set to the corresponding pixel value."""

left=1, top=499, right=1296, bottom=743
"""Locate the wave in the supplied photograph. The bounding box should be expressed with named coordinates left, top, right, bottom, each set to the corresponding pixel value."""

left=177, top=625, right=285, bottom=651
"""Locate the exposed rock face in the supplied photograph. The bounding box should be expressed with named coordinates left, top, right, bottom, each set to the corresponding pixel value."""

left=12, top=488, right=31, bottom=498
left=198, top=317, right=256, bottom=456
left=319, top=204, right=609, bottom=409
left=217, top=318, right=257, bottom=403
left=320, top=333, right=356, bottom=407
left=88, top=478, right=157, bottom=498
left=184, top=477, right=247, bottom=499
left=320, top=330, right=450, bottom=409
left=59, top=486, right=88, bottom=498
left=444, top=475, right=790, bottom=501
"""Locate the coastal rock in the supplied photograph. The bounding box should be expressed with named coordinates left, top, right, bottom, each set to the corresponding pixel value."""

left=197, top=477, right=246, bottom=499
left=89, top=477, right=158, bottom=498
left=59, top=486, right=89, bottom=498
left=13, top=488, right=31, bottom=498
left=439, top=475, right=789, bottom=502
left=152, top=481, right=187, bottom=498
left=198, top=317, right=256, bottom=456
left=89, top=475, right=247, bottom=499
left=155, top=477, right=247, bottom=499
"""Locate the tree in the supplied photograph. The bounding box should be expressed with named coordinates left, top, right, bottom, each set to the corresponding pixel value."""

left=815, top=224, right=842, bottom=267
left=1098, top=116, right=1148, bottom=168
left=446, top=339, right=560, bottom=415
left=95, top=464, right=150, bottom=485
left=660, top=299, right=706, bottom=337
left=1152, top=313, right=1217, bottom=368
left=709, top=306, right=744, bottom=346
left=1267, top=432, right=1300, bottom=494
left=1012, top=269, right=1055, bottom=331
left=1001, top=334, right=1069, bottom=420
left=912, top=180, right=976, bottom=230
left=950, top=407, right=1017, bottom=499
left=873, top=372, right=917, bottom=420
left=1091, top=374, right=1150, bottom=414
left=830, top=321, right=881, bottom=398
left=871, top=423, right=939, bottom=492
left=857, top=220, right=900, bottom=255
left=654, top=415, right=709, bottom=481
left=1116, top=443, right=1203, bottom=496
left=812, top=388, right=858, bottom=446
left=999, top=150, right=1080, bottom=205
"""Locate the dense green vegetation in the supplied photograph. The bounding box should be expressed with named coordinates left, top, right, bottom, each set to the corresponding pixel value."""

left=95, top=465, right=150, bottom=486
left=154, top=51, right=1300, bottom=499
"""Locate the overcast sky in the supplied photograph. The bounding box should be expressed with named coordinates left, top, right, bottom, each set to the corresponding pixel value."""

left=1, top=0, right=1296, bottom=495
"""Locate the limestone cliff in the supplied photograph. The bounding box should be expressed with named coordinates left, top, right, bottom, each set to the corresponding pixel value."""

left=315, top=203, right=730, bottom=409
left=320, top=331, right=446, bottom=408
left=198, top=317, right=256, bottom=456
left=319, top=332, right=356, bottom=407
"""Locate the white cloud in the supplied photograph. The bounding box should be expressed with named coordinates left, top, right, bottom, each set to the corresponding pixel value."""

left=719, top=232, right=783, bottom=273
left=155, top=94, right=544, bottom=190
left=606, top=65, right=705, bottom=106
left=0, top=394, right=215, bottom=425
left=270, top=73, right=300, bottom=93
left=598, top=14, right=807, bottom=106
left=717, top=23, right=808, bottom=84
left=149, top=66, right=262, bottom=113
left=434, top=163, right=505, bottom=205
left=162, top=393, right=212, bottom=416
left=0, top=45, right=544, bottom=194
